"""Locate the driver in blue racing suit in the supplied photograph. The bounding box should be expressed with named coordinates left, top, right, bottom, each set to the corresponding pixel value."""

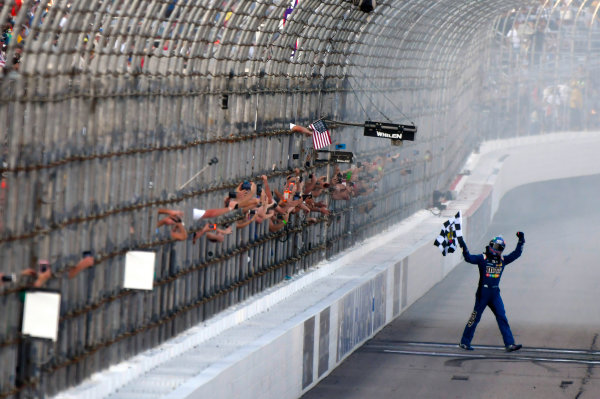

left=457, top=232, right=525, bottom=352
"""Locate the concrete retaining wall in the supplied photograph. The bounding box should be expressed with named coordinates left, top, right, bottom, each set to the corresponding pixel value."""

left=246, top=132, right=600, bottom=399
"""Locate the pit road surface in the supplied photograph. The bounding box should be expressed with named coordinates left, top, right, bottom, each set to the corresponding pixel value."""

left=302, top=174, right=600, bottom=399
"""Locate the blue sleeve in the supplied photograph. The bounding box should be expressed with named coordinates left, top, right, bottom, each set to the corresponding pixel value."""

left=461, top=242, right=485, bottom=265
left=503, top=241, right=524, bottom=265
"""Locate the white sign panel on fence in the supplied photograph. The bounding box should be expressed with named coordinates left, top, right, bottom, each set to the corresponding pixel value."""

left=124, top=251, right=156, bottom=290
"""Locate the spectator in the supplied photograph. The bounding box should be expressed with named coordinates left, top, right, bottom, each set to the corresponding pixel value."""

left=274, top=170, right=302, bottom=199
left=569, top=79, right=583, bottom=130
left=193, top=223, right=233, bottom=244
left=325, top=154, right=398, bottom=202
left=254, top=188, right=276, bottom=224
left=273, top=174, right=308, bottom=214
left=290, top=124, right=313, bottom=136
left=288, top=172, right=312, bottom=215
left=222, top=193, right=259, bottom=215
left=433, top=190, right=452, bottom=210
left=329, top=165, right=354, bottom=201
left=303, top=194, right=329, bottom=215
left=11, top=0, right=23, bottom=17
left=543, top=85, right=561, bottom=130
left=33, top=259, right=52, bottom=288
left=68, top=252, right=95, bottom=279
left=506, top=22, right=521, bottom=65
left=261, top=175, right=275, bottom=202
left=352, top=178, right=375, bottom=197
left=233, top=180, right=262, bottom=229
left=156, top=209, right=188, bottom=241
left=20, top=268, right=37, bottom=279
left=358, top=200, right=377, bottom=215
left=158, top=202, right=257, bottom=241
left=192, top=201, right=244, bottom=221
left=170, top=222, right=188, bottom=241
left=529, top=20, right=545, bottom=66
left=280, top=168, right=333, bottom=217
left=233, top=180, right=261, bottom=207
left=236, top=179, right=256, bottom=197
left=269, top=210, right=291, bottom=232
left=330, top=183, right=352, bottom=201
left=165, top=1, right=178, bottom=18
left=157, top=208, right=184, bottom=225
left=0, top=42, right=6, bottom=71
left=306, top=175, right=330, bottom=197
left=236, top=208, right=258, bottom=229
left=302, top=173, right=319, bottom=195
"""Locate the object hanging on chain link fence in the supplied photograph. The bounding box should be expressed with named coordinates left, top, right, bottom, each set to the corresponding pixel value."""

left=179, top=157, right=219, bottom=190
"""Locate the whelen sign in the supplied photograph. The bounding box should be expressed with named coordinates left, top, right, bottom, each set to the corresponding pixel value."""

left=363, top=121, right=417, bottom=142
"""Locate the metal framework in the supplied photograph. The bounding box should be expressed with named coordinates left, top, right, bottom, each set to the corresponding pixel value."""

left=0, top=0, right=597, bottom=397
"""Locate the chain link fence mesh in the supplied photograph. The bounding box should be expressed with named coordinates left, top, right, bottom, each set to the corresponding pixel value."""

left=0, top=0, right=598, bottom=397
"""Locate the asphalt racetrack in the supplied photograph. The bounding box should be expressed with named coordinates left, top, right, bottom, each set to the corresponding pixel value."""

left=302, top=174, right=600, bottom=399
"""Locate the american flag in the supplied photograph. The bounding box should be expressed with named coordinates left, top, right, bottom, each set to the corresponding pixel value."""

left=433, top=211, right=463, bottom=256
left=309, top=120, right=332, bottom=150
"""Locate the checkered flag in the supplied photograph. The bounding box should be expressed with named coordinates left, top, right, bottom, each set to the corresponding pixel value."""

left=433, top=211, right=463, bottom=256
left=309, top=119, right=332, bottom=150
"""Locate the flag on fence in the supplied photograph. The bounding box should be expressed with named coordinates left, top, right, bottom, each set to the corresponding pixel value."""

left=310, top=119, right=332, bottom=150
left=433, top=211, right=463, bottom=256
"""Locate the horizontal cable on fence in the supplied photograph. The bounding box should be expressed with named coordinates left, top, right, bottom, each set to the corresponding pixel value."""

left=13, top=30, right=359, bottom=61
left=0, top=147, right=417, bottom=338
left=0, top=172, right=427, bottom=396
left=0, top=80, right=425, bottom=118
left=0, top=164, right=325, bottom=244
left=0, top=79, right=400, bottom=110
left=0, top=154, right=413, bottom=295
left=0, top=142, right=399, bottom=245
left=0, top=83, right=332, bottom=104
left=1, top=64, right=438, bottom=103
left=0, top=241, right=328, bottom=399
left=0, top=109, right=405, bottom=176
left=0, top=156, right=427, bottom=350
left=0, top=337, right=21, bottom=350
left=0, top=382, right=33, bottom=399
left=61, top=215, right=324, bottom=322
left=6, top=42, right=361, bottom=82
left=0, top=207, right=248, bottom=296
left=46, top=241, right=326, bottom=373
left=0, top=209, right=327, bottom=334
left=0, top=159, right=435, bottom=398
left=0, top=127, right=300, bottom=174
left=0, top=72, right=436, bottom=104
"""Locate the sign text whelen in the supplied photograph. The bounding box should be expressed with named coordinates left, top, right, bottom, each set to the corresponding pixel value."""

left=363, top=121, right=417, bottom=141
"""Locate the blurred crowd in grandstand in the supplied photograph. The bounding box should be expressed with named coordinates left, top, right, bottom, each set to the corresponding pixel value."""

left=489, top=2, right=600, bottom=133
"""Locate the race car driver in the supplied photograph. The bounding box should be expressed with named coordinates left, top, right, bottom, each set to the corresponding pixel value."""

left=457, top=232, right=525, bottom=352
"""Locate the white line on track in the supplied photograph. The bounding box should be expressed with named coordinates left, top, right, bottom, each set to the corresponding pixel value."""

left=381, top=349, right=600, bottom=365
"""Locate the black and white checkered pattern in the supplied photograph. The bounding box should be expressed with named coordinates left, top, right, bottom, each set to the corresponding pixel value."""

left=433, top=211, right=462, bottom=256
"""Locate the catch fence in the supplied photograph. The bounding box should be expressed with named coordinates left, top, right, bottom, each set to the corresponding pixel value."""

left=1, top=0, right=597, bottom=397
